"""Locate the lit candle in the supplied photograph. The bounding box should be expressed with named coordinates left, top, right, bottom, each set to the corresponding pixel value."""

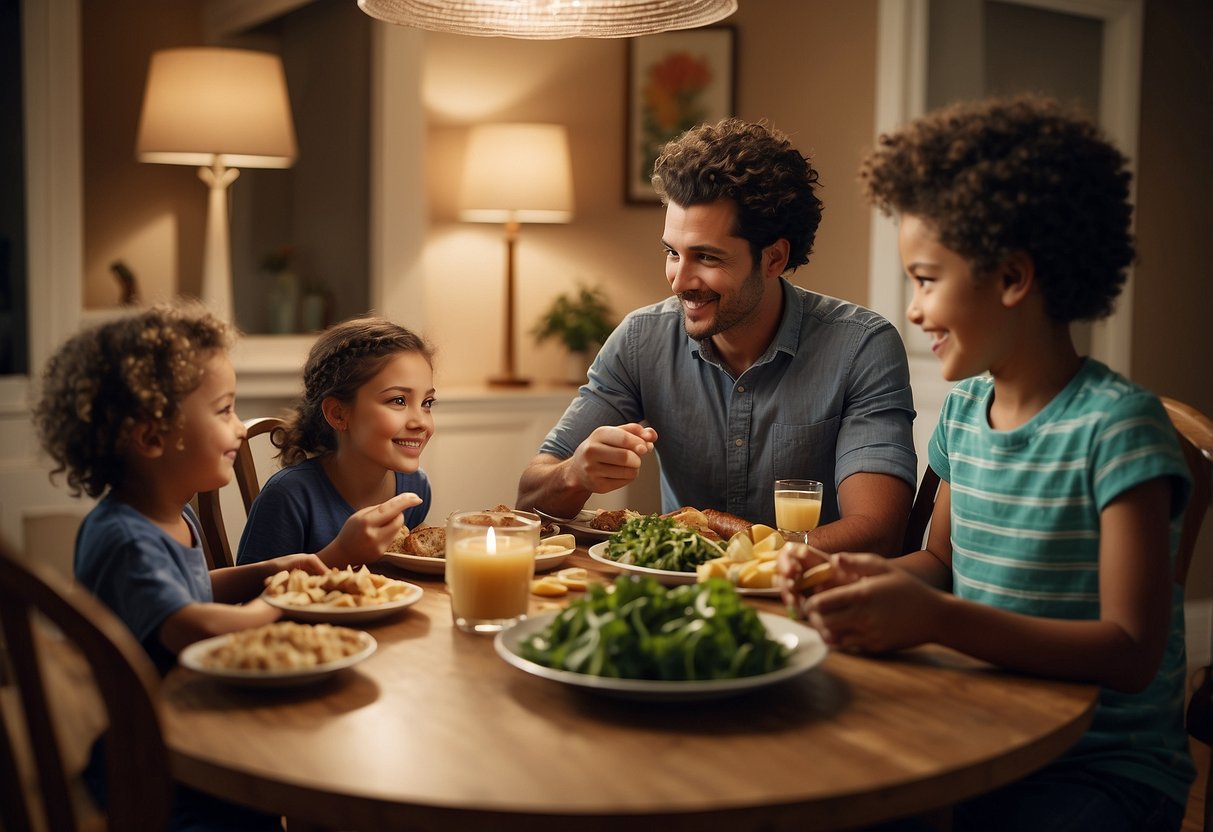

left=446, top=512, right=538, bottom=633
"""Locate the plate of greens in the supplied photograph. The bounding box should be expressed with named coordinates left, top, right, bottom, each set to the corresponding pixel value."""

left=587, top=514, right=727, bottom=582
left=494, top=576, right=826, bottom=701
left=587, top=541, right=696, bottom=585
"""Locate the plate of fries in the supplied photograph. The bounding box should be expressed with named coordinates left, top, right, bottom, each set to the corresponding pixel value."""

left=261, top=566, right=424, bottom=624
left=180, top=621, right=376, bottom=688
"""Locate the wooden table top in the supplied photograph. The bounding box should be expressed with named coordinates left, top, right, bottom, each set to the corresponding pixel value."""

left=161, top=550, right=1098, bottom=831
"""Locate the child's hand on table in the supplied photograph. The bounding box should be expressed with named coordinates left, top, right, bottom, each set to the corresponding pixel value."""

left=800, top=553, right=945, bottom=654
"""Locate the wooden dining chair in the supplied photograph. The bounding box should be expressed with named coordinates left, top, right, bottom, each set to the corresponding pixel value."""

left=0, top=537, right=172, bottom=832
left=196, top=416, right=286, bottom=569
left=1158, top=397, right=1213, bottom=830
left=901, top=465, right=942, bottom=555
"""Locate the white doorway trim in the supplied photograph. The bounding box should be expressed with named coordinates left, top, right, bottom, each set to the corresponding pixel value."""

left=869, top=0, right=1143, bottom=377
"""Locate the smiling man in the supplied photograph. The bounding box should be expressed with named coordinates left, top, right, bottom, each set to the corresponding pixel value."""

left=517, top=119, right=916, bottom=555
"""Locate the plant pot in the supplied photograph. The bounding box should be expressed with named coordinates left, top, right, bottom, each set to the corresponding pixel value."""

left=565, top=350, right=593, bottom=385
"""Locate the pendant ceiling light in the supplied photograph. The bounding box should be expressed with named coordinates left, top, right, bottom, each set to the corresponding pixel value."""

left=357, top=0, right=738, bottom=39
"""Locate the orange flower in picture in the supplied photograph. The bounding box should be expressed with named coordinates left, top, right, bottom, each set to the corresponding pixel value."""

left=638, top=50, right=714, bottom=188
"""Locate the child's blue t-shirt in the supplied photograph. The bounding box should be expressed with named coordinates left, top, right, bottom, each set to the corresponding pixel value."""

left=74, top=494, right=212, bottom=675
left=235, top=456, right=432, bottom=565
left=927, top=358, right=1194, bottom=806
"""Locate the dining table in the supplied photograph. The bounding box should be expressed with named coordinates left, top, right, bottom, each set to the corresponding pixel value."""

left=160, top=546, right=1099, bottom=831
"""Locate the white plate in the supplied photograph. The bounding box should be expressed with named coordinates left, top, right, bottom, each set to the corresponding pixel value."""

left=262, top=580, right=424, bottom=624
left=495, top=611, right=826, bottom=701
left=535, top=509, right=612, bottom=540
left=379, top=551, right=445, bottom=575
left=586, top=542, right=779, bottom=596
left=380, top=542, right=573, bottom=577
left=180, top=629, right=377, bottom=688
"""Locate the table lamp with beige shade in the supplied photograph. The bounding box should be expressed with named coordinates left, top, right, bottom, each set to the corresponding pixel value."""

left=458, top=123, right=574, bottom=388
left=135, top=47, right=297, bottom=324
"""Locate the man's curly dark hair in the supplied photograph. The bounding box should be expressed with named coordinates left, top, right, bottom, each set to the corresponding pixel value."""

left=859, top=94, right=1134, bottom=323
left=275, top=317, right=434, bottom=466
left=651, top=117, right=824, bottom=271
left=33, top=303, right=232, bottom=498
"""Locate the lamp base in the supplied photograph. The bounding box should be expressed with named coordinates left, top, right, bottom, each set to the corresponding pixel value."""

left=488, top=375, right=532, bottom=388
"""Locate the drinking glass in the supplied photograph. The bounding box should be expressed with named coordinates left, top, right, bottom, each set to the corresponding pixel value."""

left=446, top=510, right=540, bottom=634
left=774, top=479, right=824, bottom=544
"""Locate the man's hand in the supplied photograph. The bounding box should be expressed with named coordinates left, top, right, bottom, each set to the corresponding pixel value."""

left=322, top=491, right=423, bottom=568
left=568, top=423, right=658, bottom=494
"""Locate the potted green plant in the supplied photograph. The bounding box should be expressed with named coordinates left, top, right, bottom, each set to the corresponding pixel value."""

left=531, top=283, right=616, bottom=383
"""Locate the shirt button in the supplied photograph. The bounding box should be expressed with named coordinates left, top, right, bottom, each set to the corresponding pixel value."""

left=737, top=385, right=746, bottom=393
left=734, top=438, right=744, bottom=447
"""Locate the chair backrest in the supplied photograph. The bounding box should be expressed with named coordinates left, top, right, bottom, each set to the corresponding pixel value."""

left=1159, top=398, right=1213, bottom=831
left=196, top=416, right=286, bottom=569
left=0, top=537, right=172, bottom=832
left=901, top=466, right=941, bottom=555
left=1161, top=397, right=1213, bottom=587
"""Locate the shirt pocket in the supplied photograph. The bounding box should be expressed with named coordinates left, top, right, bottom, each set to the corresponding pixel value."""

left=772, top=418, right=839, bottom=485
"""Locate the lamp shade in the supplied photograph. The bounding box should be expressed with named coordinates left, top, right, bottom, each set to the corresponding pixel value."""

left=358, top=0, right=737, bottom=39
left=136, top=47, right=298, bottom=169
left=459, top=123, right=573, bottom=224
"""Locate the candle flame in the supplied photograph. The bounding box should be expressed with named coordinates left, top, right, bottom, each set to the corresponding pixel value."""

left=486, top=525, right=496, bottom=554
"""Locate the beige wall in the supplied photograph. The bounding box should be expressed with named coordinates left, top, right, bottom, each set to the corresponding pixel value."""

left=81, top=0, right=205, bottom=308
left=421, top=0, right=878, bottom=387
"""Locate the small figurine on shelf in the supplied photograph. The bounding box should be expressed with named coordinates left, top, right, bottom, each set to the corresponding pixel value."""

left=109, top=261, right=140, bottom=306
left=299, top=281, right=332, bottom=332
left=262, top=244, right=298, bottom=334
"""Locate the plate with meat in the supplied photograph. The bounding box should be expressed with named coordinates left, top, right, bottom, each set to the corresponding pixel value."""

left=535, top=508, right=641, bottom=540
left=380, top=526, right=575, bottom=575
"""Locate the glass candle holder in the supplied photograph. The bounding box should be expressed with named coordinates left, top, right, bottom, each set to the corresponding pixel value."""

left=446, top=510, right=540, bottom=634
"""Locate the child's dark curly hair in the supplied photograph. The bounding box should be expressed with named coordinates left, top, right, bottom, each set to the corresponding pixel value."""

left=859, top=94, right=1134, bottom=322
left=651, top=117, right=824, bottom=271
left=33, top=303, right=232, bottom=498
left=276, top=317, right=434, bottom=466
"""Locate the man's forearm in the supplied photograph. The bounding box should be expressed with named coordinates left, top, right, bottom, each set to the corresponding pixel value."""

left=803, top=513, right=904, bottom=557
left=516, top=454, right=594, bottom=518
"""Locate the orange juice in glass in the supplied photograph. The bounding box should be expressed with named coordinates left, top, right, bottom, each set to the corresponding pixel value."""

left=774, top=479, right=824, bottom=543
left=446, top=510, right=539, bottom=634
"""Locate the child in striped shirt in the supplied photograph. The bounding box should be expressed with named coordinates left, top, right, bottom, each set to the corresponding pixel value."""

left=779, top=95, right=1193, bottom=831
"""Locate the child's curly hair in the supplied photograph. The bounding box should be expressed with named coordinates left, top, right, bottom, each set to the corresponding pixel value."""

left=33, top=303, right=232, bottom=498
left=275, top=317, right=434, bottom=466
left=651, top=117, right=824, bottom=272
left=859, top=94, right=1134, bottom=323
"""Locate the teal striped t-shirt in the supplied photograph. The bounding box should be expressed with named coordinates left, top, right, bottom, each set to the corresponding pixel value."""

left=927, top=358, right=1194, bottom=806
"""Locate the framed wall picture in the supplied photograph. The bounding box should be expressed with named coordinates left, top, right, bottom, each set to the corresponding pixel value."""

left=625, top=27, right=736, bottom=204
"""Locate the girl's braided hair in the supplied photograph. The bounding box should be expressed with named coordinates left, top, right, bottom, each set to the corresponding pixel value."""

left=32, top=303, right=232, bottom=498
left=276, top=317, right=434, bottom=466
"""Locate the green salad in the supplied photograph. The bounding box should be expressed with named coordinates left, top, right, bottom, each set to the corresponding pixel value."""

left=605, top=514, right=725, bottom=572
left=517, top=575, right=790, bottom=681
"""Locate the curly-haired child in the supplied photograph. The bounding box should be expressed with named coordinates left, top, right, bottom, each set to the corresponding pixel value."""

left=32, top=303, right=410, bottom=829
left=237, top=316, right=434, bottom=566
left=779, top=95, right=1193, bottom=831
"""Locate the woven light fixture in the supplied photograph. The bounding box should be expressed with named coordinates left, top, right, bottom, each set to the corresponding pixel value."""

left=357, top=0, right=737, bottom=39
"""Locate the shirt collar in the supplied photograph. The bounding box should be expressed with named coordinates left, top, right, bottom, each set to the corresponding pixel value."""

left=687, top=277, right=802, bottom=369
